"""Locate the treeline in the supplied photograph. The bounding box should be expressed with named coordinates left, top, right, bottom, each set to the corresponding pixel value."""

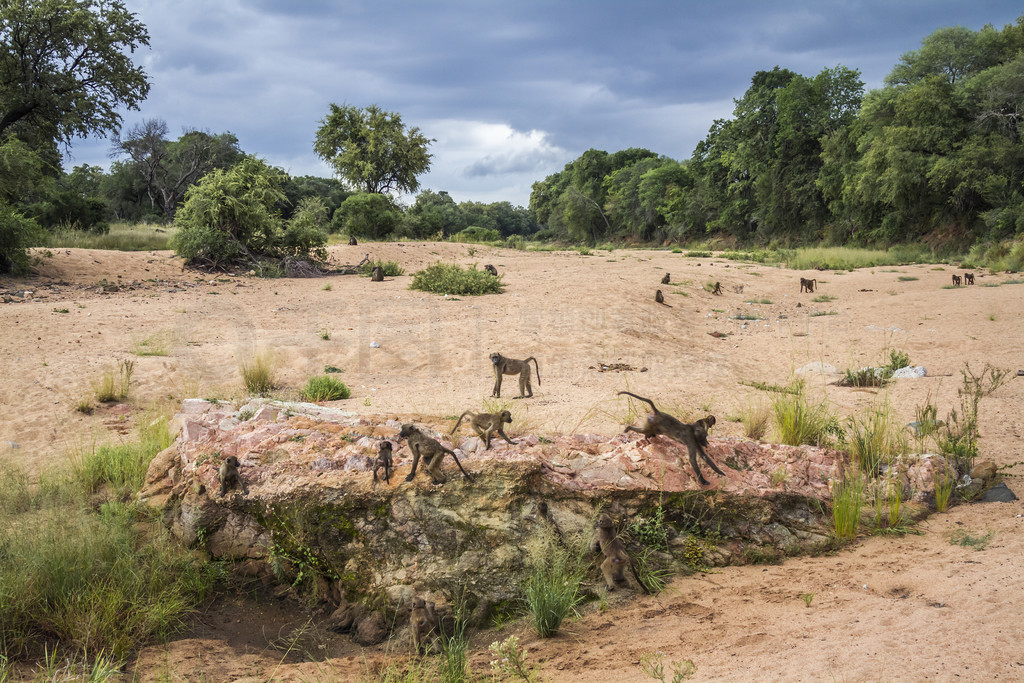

left=530, top=16, right=1024, bottom=249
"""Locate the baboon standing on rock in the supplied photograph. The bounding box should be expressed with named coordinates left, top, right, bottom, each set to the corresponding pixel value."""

left=490, top=352, right=540, bottom=398
left=450, top=410, right=516, bottom=449
left=618, top=391, right=723, bottom=486
left=399, top=424, right=474, bottom=484
left=372, top=441, right=393, bottom=484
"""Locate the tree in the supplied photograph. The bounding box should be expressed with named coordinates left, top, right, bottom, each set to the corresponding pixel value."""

left=0, top=0, right=150, bottom=145
left=0, top=137, right=43, bottom=273
left=313, top=104, right=432, bottom=194
left=113, top=119, right=242, bottom=220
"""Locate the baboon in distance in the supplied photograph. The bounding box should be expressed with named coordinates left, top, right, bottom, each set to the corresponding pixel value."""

left=800, top=277, right=817, bottom=293
left=484, top=264, right=499, bottom=276
left=592, top=513, right=644, bottom=592
left=655, top=290, right=671, bottom=306
left=618, top=391, right=724, bottom=486
left=371, top=266, right=384, bottom=281
left=661, top=273, right=670, bottom=285
left=450, top=410, right=516, bottom=449
left=348, top=235, right=357, bottom=246
left=712, top=281, right=723, bottom=295
left=219, top=455, right=248, bottom=496
left=490, top=352, right=540, bottom=398
left=952, top=274, right=962, bottom=287
left=409, top=597, right=438, bottom=655
left=372, top=441, right=393, bottom=484
left=964, top=272, right=975, bottom=285
left=399, top=424, right=474, bottom=484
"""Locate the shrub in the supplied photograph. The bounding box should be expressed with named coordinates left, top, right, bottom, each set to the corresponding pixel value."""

left=0, top=202, right=41, bottom=275
left=451, top=226, right=501, bottom=243
left=410, top=262, right=504, bottom=296
left=301, top=375, right=351, bottom=402
left=173, top=157, right=327, bottom=271
left=331, top=192, right=402, bottom=240
left=739, top=401, right=771, bottom=440
left=358, top=258, right=404, bottom=277
left=847, top=401, right=905, bottom=475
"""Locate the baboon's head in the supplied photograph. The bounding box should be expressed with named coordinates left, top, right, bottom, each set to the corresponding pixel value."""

left=490, top=352, right=501, bottom=366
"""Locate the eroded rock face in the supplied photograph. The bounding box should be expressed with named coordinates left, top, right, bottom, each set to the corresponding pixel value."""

left=140, top=399, right=948, bottom=626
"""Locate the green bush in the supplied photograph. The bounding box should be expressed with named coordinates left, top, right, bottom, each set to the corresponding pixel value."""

left=301, top=375, right=351, bottom=402
left=772, top=392, right=840, bottom=447
left=358, top=258, right=405, bottom=277
left=0, top=202, right=41, bottom=275
left=173, top=157, right=326, bottom=271
left=451, top=226, right=500, bottom=243
left=523, top=528, right=585, bottom=637
left=410, top=262, right=504, bottom=295
left=239, top=351, right=277, bottom=396
left=332, top=192, right=402, bottom=240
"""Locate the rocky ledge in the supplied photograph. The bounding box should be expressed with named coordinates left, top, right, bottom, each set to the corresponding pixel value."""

left=140, top=398, right=948, bottom=638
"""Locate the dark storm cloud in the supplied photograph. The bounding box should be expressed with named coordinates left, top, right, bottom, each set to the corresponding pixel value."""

left=65, top=0, right=1022, bottom=205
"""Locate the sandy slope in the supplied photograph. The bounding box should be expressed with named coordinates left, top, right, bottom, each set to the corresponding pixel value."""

left=1, top=243, right=1022, bottom=680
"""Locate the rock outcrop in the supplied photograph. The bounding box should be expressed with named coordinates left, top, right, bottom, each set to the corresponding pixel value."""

left=140, top=398, right=948, bottom=627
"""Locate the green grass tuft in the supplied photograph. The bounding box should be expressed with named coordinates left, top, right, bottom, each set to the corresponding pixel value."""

left=301, top=375, right=351, bottom=402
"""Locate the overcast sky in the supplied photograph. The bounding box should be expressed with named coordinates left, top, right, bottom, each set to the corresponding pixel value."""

left=66, top=0, right=1022, bottom=207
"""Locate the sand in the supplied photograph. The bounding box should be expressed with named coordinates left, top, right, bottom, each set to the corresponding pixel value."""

left=1, top=243, right=1022, bottom=681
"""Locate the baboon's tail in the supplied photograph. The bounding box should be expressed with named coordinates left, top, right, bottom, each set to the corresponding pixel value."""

left=526, top=357, right=540, bottom=386
left=448, top=449, right=474, bottom=483
left=450, top=411, right=475, bottom=435
left=617, top=391, right=659, bottom=414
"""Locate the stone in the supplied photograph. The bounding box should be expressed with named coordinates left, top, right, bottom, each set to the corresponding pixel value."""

left=980, top=482, right=1017, bottom=503
left=970, top=461, right=997, bottom=482
left=353, top=611, right=387, bottom=645
left=891, top=366, right=927, bottom=379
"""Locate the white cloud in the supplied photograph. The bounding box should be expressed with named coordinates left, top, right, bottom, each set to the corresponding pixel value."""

left=416, top=120, right=571, bottom=205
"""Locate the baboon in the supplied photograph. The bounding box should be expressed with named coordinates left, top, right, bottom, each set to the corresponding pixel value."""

left=964, top=272, right=975, bottom=285
left=655, top=289, right=670, bottom=306
left=450, top=410, right=516, bottom=449
left=371, top=265, right=384, bottom=281
left=358, top=253, right=370, bottom=267
left=800, top=277, right=817, bottom=293
left=399, top=424, right=474, bottom=484
left=409, top=597, right=438, bottom=655
left=372, top=441, right=393, bottom=484
left=712, top=281, right=723, bottom=295
left=218, top=455, right=248, bottom=496
left=490, top=352, right=540, bottom=398
left=348, top=235, right=357, bottom=246
left=618, top=391, right=724, bottom=486
left=952, top=274, right=962, bottom=287
left=661, top=273, right=670, bottom=285
left=484, top=264, right=499, bottom=276
left=592, top=513, right=642, bottom=592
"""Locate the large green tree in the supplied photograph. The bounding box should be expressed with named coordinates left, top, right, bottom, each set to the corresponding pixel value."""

left=112, top=118, right=242, bottom=220
left=0, top=0, right=150, bottom=145
left=313, top=104, right=432, bottom=194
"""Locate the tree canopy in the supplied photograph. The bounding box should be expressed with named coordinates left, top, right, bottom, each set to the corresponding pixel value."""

left=0, top=0, right=150, bottom=146
left=313, top=104, right=432, bottom=195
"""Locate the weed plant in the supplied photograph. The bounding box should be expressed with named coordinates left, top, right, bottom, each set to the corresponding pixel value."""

left=633, top=547, right=674, bottom=594
left=523, top=526, right=586, bottom=637
left=301, top=375, right=351, bottom=402
left=831, top=470, right=865, bottom=540
left=772, top=391, right=839, bottom=447
left=933, top=461, right=956, bottom=512
left=847, top=400, right=905, bottom=474
left=739, top=401, right=771, bottom=440
left=639, top=651, right=698, bottom=682
left=938, top=363, right=1011, bottom=472
left=410, top=262, right=504, bottom=295
left=92, top=360, right=134, bottom=403
left=239, top=350, right=277, bottom=396
left=488, top=635, right=539, bottom=682
left=949, top=529, right=993, bottom=550
left=131, top=331, right=172, bottom=357
left=739, top=378, right=804, bottom=395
